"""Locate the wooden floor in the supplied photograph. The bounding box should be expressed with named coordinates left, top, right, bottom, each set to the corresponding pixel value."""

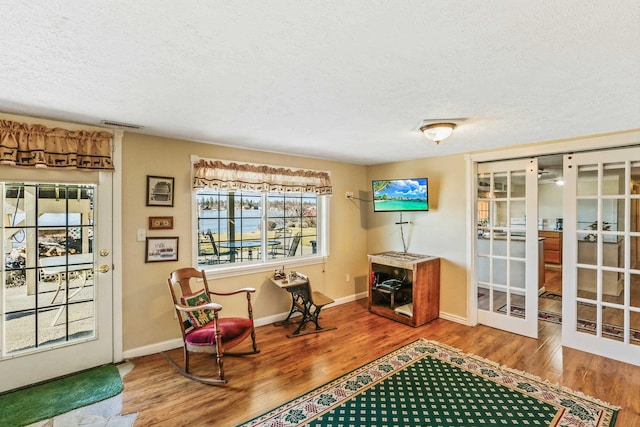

left=121, top=297, right=640, bottom=426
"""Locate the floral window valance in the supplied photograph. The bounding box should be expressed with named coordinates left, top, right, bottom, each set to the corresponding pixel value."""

left=0, top=119, right=114, bottom=171
left=193, top=159, right=332, bottom=195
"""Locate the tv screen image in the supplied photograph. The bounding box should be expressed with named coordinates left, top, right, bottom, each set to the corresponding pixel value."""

left=372, top=178, right=428, bottom=212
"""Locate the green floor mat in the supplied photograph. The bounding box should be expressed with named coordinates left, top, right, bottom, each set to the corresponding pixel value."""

left=0, top=364, right=123, bottom=426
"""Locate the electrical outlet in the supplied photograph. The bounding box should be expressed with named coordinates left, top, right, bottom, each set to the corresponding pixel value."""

left=346, top=273, right=350, bottom=282
left=345, top=191, right=354, bottom=199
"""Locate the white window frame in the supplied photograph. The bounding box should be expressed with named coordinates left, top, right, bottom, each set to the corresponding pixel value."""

left=191, top=185, right=330, bottom=280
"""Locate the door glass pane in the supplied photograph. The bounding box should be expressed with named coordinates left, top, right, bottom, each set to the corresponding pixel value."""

left=493, top=232, right=507, bottom=257
left=494, top=174, right=508, bottom=195
left=493, top=258, right=507, bottom=286
left=3, top=183, right=96, bottom=356
left=577, top=267, right=597, bottom=299
left=603, top=236, right=623, bottom=269
left=477, top=285, right=489, bottom=310
left=493, top=289, right=507, bottom=316
left=602, top=198, right=621, bottom=231
left=477, top=173, right=491, bottom=198
left=577, top=199, right=598, bottom=231
left=577, top=164, right=598, bottom=196
left=494, top=201, right=508, bottom=227
left=509, top=259, right=526, bottom=289
left=508, top=289, right=525, bottom=316
left=602, top=162, right=625, bottom=196
left=510, top=200, right=526, bottom=230
left=577, top=236, right=597, bottom=265
left=509, top=235, right=526, bottom=258
left=5, top=312, right=35, bottom=353
left=68, top=301, right=94, bottom=339
left=577, top=302, right=597, bottom=336
left=602, top=307, right=624, bottom=343
left=476, top=255, right=489, bottom=282
left=632, top=236, right=640, bottom=268
left=510, top=171, right=526, bottom=198
left=631, top=311, right=640, bottom=346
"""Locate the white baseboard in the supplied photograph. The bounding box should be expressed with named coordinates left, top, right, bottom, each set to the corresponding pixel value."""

left=123, top=338, right=184, bottom=359
left=123, top=291, right=370, bottom=360
left=438, top=311, right=470, bottom=326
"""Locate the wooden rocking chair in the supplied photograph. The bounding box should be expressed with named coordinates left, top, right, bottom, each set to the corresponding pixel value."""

left=164, top=267, right=259, bottom=385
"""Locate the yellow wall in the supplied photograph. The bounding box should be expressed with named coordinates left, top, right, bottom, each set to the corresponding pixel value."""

left=121, top=133, right=370, bottom=352
left=365, top=155, right=469, bottom=318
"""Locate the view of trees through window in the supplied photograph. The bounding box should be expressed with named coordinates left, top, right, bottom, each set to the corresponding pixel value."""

left=196, top=190, right=318, bottom=266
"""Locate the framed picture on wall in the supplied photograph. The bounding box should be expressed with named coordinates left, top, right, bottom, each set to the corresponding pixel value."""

left=148, top=216, right=174, bottom=230
left=145, top=237, right=179, bottom=262
left=146, top=176, right=174, bottom=207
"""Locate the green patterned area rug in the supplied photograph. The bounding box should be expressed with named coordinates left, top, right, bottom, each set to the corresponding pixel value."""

left=238, top=339, right=618, bottom=427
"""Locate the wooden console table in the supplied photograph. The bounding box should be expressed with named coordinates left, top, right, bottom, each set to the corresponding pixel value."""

left=368, top=252, right=440, bottom=327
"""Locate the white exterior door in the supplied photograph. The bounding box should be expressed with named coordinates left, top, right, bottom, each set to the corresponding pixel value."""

left=562, top=148, right=640, bottom=365
left=0, top=174, right=113, bottom=392
left=476, top=158, right=539, bottom=338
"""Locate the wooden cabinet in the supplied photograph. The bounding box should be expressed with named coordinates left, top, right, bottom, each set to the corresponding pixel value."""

left=368, top=252, right=440, bottom=327
left=539, top=230, right=562, bottom=264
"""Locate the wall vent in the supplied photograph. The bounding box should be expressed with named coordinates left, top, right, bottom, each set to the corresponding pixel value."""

left=100, top=120, right=143, bottom=130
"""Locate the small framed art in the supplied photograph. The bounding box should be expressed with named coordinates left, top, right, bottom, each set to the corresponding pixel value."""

left=146, top=176, right=174, bottom=207
left=145, top=237, right=179, bottom=262
left=149, top=216, right=174, bottom=230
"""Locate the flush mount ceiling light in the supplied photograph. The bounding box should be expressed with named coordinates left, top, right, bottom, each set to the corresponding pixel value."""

left=419, top=122, right=456, bottom=144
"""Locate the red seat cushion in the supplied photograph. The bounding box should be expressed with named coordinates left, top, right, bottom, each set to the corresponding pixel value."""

left=185, top=317, right=252, bottom=347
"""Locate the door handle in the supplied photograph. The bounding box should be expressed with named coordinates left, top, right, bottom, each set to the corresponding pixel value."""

left=98, top=264, right=110, bottom=273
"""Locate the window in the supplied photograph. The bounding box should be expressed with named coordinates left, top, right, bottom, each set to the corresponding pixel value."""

left=196, top=189, right=324, bottom=268
left=2, top=182, right=96, bottom=355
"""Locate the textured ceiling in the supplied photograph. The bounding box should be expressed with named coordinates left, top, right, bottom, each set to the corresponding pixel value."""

left=1, top=1, right=639, bottom=165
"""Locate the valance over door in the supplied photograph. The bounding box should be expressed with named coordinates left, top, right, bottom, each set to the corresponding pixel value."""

left=0, top=119, right=114, bottom=171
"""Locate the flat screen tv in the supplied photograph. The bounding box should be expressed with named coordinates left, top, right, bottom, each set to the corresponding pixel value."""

left=372, top=178, right=428, bottom=212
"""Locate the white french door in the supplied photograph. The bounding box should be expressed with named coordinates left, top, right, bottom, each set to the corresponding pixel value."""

left=562, top=148, right=640, bottom=365
left=475, top=158, right=539, bottom=338
left=0, top=173, right=113, bottom=392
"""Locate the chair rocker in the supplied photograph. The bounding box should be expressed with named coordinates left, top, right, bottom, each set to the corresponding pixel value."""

left=164, top=267, right=259, bottom=385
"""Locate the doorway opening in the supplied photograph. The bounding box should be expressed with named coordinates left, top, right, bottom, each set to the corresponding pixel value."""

left=537, top=154, right=564, bottom=319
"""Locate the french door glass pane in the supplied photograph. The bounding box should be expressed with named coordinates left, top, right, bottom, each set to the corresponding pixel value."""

left=577, top=199, right=598, bottom=231
left=510, top=172, right=526, bottom=198
left=494, top=201, right=508, bottom=227
left=602, top=162, right=625, bottom=196
left=492, top=289, right=506, bottom=316
left=494, top=174, right=507, bottom=194
left=631, top=311, right=640, bottom=346
left=577, top=164, right=598, bottom=196
left=3, top=183, right=95, bottom=355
